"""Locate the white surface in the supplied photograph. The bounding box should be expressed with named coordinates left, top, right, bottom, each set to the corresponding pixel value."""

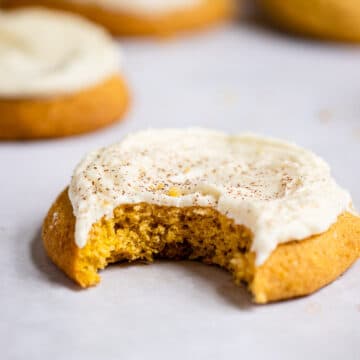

left=1, top=22, right=360, bottom=360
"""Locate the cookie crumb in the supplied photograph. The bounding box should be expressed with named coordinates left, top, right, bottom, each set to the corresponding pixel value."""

left=305, top=302, right=322, bottom=314
left=157, top=183, right=165, bottom=190
left=353, top=128, right=360, bottom=141
left=223, top=91, right=237, bottom=105
left=318, top=109, right=333, bottom=124
left=168, top=187, right=182, bottom=197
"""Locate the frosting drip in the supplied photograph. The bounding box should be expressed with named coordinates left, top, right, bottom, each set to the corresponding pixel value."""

left=69, top=129, right=352, bottom=265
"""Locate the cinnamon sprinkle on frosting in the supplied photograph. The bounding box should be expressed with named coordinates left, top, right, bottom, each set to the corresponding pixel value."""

left=69, top=128, right=353, bottom=265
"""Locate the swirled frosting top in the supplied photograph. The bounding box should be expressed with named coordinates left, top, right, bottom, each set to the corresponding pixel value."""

left=69, top=129, right=353, bottom=265
left=0, top=8, right=120, bottom=98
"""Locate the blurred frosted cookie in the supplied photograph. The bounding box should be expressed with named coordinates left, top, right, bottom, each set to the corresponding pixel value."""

left=42, top=129, right=360, bottom=303
left=0, top=8, right=129, bottom=140
left=258, top=0, right=360, bottom=42
left=4, top=0, right=235, bottom=36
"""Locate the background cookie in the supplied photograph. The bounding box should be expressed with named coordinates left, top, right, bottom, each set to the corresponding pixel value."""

left=258, top=0, right=360, bottom=42
left=4, top=0, right=236, bottom=36
left=0, top=8, right=129, bottom=139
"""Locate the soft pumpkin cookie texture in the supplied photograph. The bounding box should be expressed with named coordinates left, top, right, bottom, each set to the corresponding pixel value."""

left=42, top=129, right=360, bottom=303
left=0, top=8, right=129, bottom=139
left=43, top=190, right=360, bottom=304
left=4, top=0, right=235, bottom=36
left=258, top=0, right=360, bottom=42
left=0, top=75, right=129, bottom=140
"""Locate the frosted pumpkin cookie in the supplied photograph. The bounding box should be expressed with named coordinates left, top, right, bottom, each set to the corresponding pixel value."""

left=42, top=129, right=360, bottom=303
left=4, top=0, right=235, bottom=36
left=0, top=8, right=129, bottom=140
left=258, top=0, right=360, bottom=42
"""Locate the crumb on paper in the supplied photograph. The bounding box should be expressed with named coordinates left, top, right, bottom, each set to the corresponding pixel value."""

left=222, top=91, right=238, bottom=105
left=318, top=109, right=333, bottom=124
left=305, top=302, right=322, bottom=314
left=353, top=128, right=360, bottom=141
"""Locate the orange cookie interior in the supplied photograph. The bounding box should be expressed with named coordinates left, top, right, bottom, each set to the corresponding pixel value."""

left=43, top=189, right=360, bottom=303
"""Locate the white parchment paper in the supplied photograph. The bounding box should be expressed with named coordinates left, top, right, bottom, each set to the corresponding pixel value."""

left=1, top=22, right=359, bottom=360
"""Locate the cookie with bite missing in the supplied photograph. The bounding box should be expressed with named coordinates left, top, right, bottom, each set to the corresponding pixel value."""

left=42, top=129, right=360, bottom=303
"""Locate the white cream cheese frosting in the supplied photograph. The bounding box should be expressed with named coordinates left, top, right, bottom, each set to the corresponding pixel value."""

left=69, top=128, right=353, bottom=265
left=0, top=8, right=120, bottom=98
left=67, top=0, right=202, bottom=15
